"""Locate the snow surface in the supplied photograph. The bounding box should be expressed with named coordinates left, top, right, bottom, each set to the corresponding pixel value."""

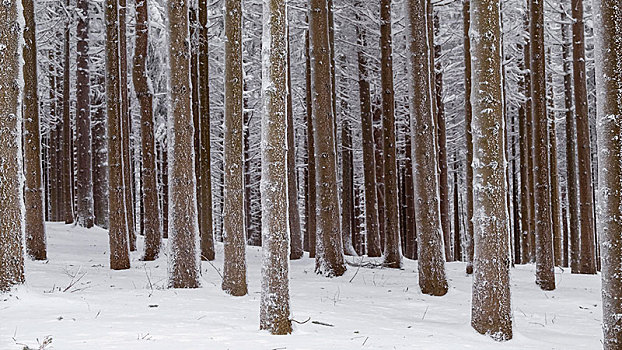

left=1, top=223, right=603, bottom=349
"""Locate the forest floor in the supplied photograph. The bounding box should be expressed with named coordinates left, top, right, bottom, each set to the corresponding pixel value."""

left=1, top=223, right=602, bottom=349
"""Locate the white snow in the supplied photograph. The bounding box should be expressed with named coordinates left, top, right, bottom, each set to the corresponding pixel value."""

left=1, top=223, right=603, bottom=349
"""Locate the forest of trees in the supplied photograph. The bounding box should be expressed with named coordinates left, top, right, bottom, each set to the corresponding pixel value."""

left=0, top=0, right=621, bottom=345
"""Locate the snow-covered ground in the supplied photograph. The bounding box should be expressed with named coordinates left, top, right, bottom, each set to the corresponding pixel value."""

left=1, top=223, right=602, bottom=349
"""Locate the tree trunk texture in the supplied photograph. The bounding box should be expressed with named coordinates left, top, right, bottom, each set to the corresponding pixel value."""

left=304, top=28, right=316, bottom=258
left=309, top=0, right=346, bottom=277
left=530, top=0, right=556, bottom=291
left=222, top=0, right=248, bottom=295
left=92, top=73, right=109, bottom=229
left=106, top=0, right=130, bottom=270
left=259, top=0, right=293, bottom=333
left=407, top=0, right=448, bottom=296
left=463, top=0, right=475, bottom=274
left=469, top=0, right=513, bottom=339
left=62, top=7, right=74, bottom=225
left=23, top=0, right=47, bottom=260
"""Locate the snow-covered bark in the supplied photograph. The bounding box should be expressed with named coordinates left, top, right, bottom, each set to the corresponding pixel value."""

left=530, top=0, right=555, bottom=291
left=259, top=0, right=292, bottom=334
left=469, top=0, right=513, bottom=340
left=105, top=0, right=130, bottom=271
left=0, top=0, right=25, bottom=292
left=594, top=0, right=622, bottom=346
left=222, top=0, right=248, bottom=296
left=75, top=0, right=95, bottom=229
left=61, top=2, right=74, bottom=225
left=22, top=0, right=47, bottom=260
left=309, top=0, right=346, bottom=277
left=406, top=0, right=448, bottom=296
left=463, top=0, right=474, bottom=274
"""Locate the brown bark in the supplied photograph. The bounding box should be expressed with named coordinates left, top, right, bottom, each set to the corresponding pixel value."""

left=309, top=0, right=346, bottom=276
left=341, top=116, right=356, bottom=256
left=23, top=0, right=47, bottom=260
left=222, top=0, right=248, bottom=295
left=572, top=0, right=596, bottom=275
left=286, top=27, right=303, bottom=260
left=167, top=0, right=201, bottom=288
left=75, top=0, right=94, bottom=228
left=463, top=0, right=475, bottom=274
left=380, top=0, right=402, bottom=268
left=374, top=100, right=386, bottom=249
left=199, top=0, right=215, bottom=261
left=407, top=0, right=448, bottom=296
left=0, top=0, right=25, bottom=291
left=191, top=7, right=201, bottom=228
left=453, top=152, right=462, bottom=261
left=518, top=72, right=531, bottom=264
left=530, top=0, right=556, bottom=290
left=48, top=51, right=59, bottom=222
left=62, top=6, right=74, bottom=225
left=356, top=12, right=381, bottom=258
left=469, top=0, right=513, bottom=338
left=304, top=28, right=316, bottom=258
left=106, top=0, right=130, bottom=270
left=511, top=111, right=521, bottom=264
left=134, top=0, right=161, bottom=261
left=259, top=0, right=293, bottom=333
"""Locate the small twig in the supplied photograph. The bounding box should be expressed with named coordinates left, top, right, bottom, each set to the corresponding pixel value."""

left=349, top=256, right=365, bottom=283
left=362, top=336, right=369, bottom=346
left=311, top=320, right=334, bottom=327
left=291, top=317, right=311, bottom=324
left=421, top=306, right=429, bottom=320
left=206, top=260, right=224, bottom=280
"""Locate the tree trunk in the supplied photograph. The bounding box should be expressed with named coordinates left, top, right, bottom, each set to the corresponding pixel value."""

left=380, top=0, right=402, bottom=268
left=199, top=0, right=215, bottom=261
left=23, top=0, right=47, bottom=260
left=222, top=0, right=248, bottom=295
left=286, top=26, right=303, bottom=260
left=106, top=0, right=130, bottom=270
left=92, top=73, right=109, bottom=229
left=453, top=152, right=462, bottom=261
left=341, top=115, right=357, bottom=256
left=594, top=1, right=622, bottom=345
left=167, top=0, right=201, bottom=288
left=524, top=11, right=536, bottom=263
left=259, top=0, right=293, bottom=333
left=48, top=52, right=59, bottom=222
left=463, top=0, right=475, bottom=274
left=134, top=0, right=161, bottom=261
left=469, top=0, right=513, bottom=339
left=572, top=0, right=597, bottom=275
left=407, top=0, right=448, bottom=296
left=374, top=100, right=385, bottom=249
left=530, top=0, right=556, bottom=290
left=309, top=0, right=346, bottom=277
left=75, top=0, right=94, bottom=228
left=548, top=78, right=563, bottom=267
left=0, top=0, right=25, bottom=291
left=62, top=7, right=74, bottom=225
left=304, top=28, right=316, bottom=258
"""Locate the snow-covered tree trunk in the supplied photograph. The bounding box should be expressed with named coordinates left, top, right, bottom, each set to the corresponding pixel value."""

left=61, top=2, right=74, bottom=225
left=222, top=0, right=248, bottom=296
left=75, top=0, right=94, bottom=228
left=463, top=0, right=474, bottom=274
left=594, top=0, right=622, bottom=346
left=380, top=0, right=402, bottom=268
left=0, top=0, right=25, bottom=291
left=198, top=0, right=215, bottom=262
left=406, top=0, right=448, bottom=296
left=259, top=0, right=293, bottom=334
left=469, top=0, right=512, bottom=339
left=304, top=27, right=316, bottom=258
left=167, top=0, right=201, bottom=289
left=92, top=73, right=109, bottom=229
left=134, top=0, right=161, bottom=261
left=106, top=0, right=130, bottom=270
left=309, top=0, right=346, bottom=277
left=572, top=0, right=597, bottom=275
left=530, top=0, right=555, bottom=290
left=23, top=0, right=47, bottom=260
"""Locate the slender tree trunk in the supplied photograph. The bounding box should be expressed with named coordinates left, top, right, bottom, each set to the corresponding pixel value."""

left=524, top=11, right=536, bottom=262
left=374, top=100, right=386, bottom=249
left=469, top=0, right=512, bottom=338
left=453, top=152, right=462, bottom=261
left=48, top=52, right=59, bottom=222
left=309, top=0, right=346, bottom=276
left=190, top=5, right=201, bottom=232
left=167, top=0, right=201, bottom=289
left=0, top=0, right=25, bottom=291
left=304, top=28, right=316, bottom=258
left=594, top=0, right=622, bottom=345
left=134, top=0, right=161, bottom=261
left=106, top=0, right=130, bottom=270
left=222, top=0, right=248, bottom=295
left=199, top=0, right=215, bottom=261
left=530, top=0, right=556, bottom=290
left=23, top=0, right=47, bottom=259
left=407, top=0, right=448, bottom=296
left=463, top=0, right=475, bottom=274
left=259, top=0, right=293, bottom=333
left=92, top=73, right=109, bottom=228
left=548, top=84, right=563, bottom=267
left=341, top=115, right=357, bottom=256
left=560, top=8, right=579, bottom=272
left=380, top=0, right=402, bottom=268
left=572, top=0, right=596, bottom=275
left=62, top=6, right=74, bottom=225
left=161, top=142, right=169, bottom=239
left=286, top=26, right=303, bottom=260
left=511, top=111, right=521, bottom=264
left=404, top=125, right=416, bottom=259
